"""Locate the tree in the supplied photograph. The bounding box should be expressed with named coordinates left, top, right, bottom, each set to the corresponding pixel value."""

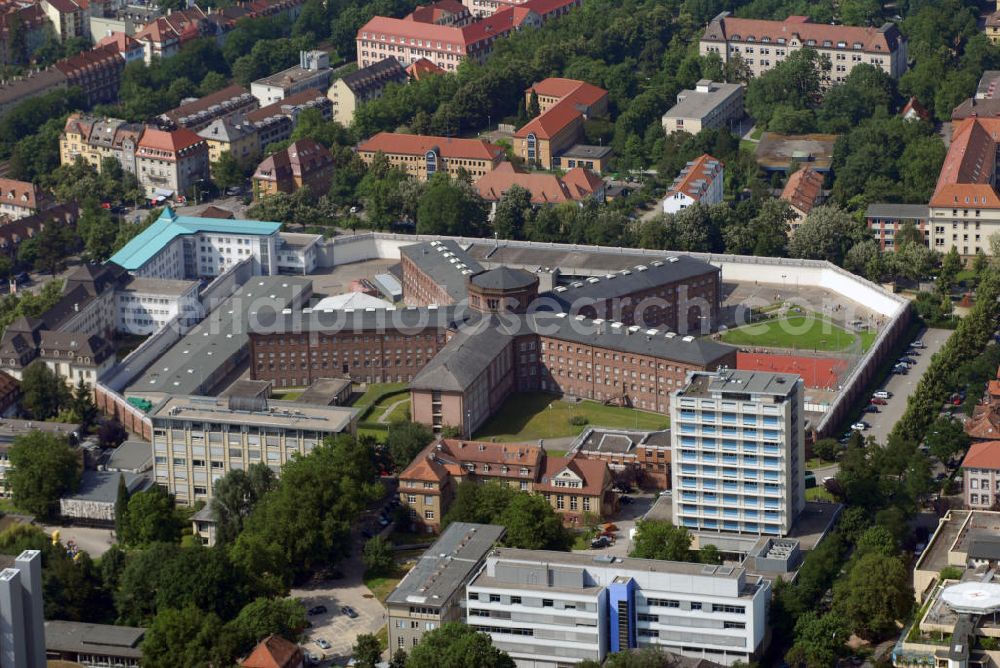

left=211, top=463, right=278, bottom=545
left=786, top=611, right=849, bottom=668
left=745, top=49, right=824, bottom=128
left=724, top=198, right=793, bottom=256
left=937, top=246, right=962, bottom=296
left=69, top=378, right=97, bottom=430
left=832, top=552, right=913, bottom=638
left=630, top=520, right=693, bottom=562
left=972, top=250, right=989, bottom=286
left=855, top=525, right=897, bottom=558
left=386, top=422, right=434, bottom=472
left=416, top=173, right=488, bottom=237
left=8, top=431, right=79, bottom=518
left=926, top=416, right=970, bottom=463
left=492, top=185, right=533, bottom=241
left=20, top=361, right=70, bottom=420
left=211, top=151, right=248, bottom=190
left=407, top=622, right=515, bottom=668
left=228, top=597, right=306, bottom=655
left=97, top=417, right=127, bottom=448
left=353, top=633, right=382, bottom=668
left=499, top=492, right=573, bottom=551
left=362, top=536, right=394, bottom=577
left=140, top=604, right=232, bottom=668
left=699, top=544, right=723, bottom=565
left=787, top=205, right=866, bottom=264
left=114, top=474, right=130, bottom=541
left=811, top=438, right=841, bottom=463
left=120, top=485, right=181, bottom=546
left=389, top=648, right=408, bottom=668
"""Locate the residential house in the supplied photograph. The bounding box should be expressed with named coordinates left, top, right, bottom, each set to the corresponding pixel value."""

left=532, top=455, right=615, bottom=525
left=474, top=161, right=604, bottom=214
left=0, top=179, right=49, bottom=221
left=96, top=31, right=145, bottom=64
left=135, top=127, right=210, bottom=199
left=406, top=57, right=445, bottom=80
left=41, top=0, right=86, bottom=41
left=244, top=88, right=332, bottom=152
left=513, top=77, right=608, bottom=170
left=357, top=132, right=504, bottom=181
left=662, top=153, right=724, bottom=214
left=328, top=56, right=407, bottom=126
left=157, top=84, right=258, bottom=132
left=198, top=117, right=260, bottom=167
left=962, top=441, right=1000, bottom=510
left=250, top=50, right=331, bottom=106
left=986, top=1, right=1000, bottom=45
left=900, top=96, right=930, bottom=122
left=240, top=634, right=304, bottom=668
left=780, top=167, right=825, bottom=231
left=54, top=42, right=126, bottom=107
left=0, top=203, right=78, bottom=259
left=406, top=0, right=472, bottom=26
left=252, top=138, right=334, bottom=200
left=133, top=6, right=210, bottom=64
left=661, top=79, right=744, bottom=135
left=699, top=12, right=908, bottom=84
left=966, top=367, right=1000, bottom=442
left=59, top=114, right=144, bottom=176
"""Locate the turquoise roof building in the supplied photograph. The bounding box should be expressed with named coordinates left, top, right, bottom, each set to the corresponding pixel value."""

left=108, top=207, right=283, bottom=277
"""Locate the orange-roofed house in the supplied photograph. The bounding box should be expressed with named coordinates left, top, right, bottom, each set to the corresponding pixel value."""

left=699, top=13, right=908, bottom=84
left=406, top=57, right=445, bottom=80
left=662, top=154, right=724, bottom=214
left=240, top=634, right=304, bottom=668
left=514, top=78, right=609, bottom=170
left=780, top=167, right=825, bottom=230
left=357, top=132, right=504, bottom=182
left=475, top=161, right=604, bottom=212
left=900, top=96, right=930, bottom=122
left=406, top=0, right=472, bottom=26
left=397, top=437, right=613, bottom=531
left=96, top=31, right=145, bottom=64
left=252, top=138, right=334, bottom=200
left=0, top=178, right=51, bottom=222
left=928, top=117, right=1000, bottom=257
left=135, top=128, right=210, bottom=198
left=961, top=441, right=1000, bottom=509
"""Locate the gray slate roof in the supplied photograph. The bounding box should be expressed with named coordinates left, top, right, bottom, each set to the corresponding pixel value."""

left=546, top=255, right=717, bottom=306
left=470, top=266, right=537, bottom=291
left=401, top=240, right=483, bottom=303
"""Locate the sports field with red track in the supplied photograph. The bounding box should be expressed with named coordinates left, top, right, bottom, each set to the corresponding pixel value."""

left=736, top=352, right=849, bottom=389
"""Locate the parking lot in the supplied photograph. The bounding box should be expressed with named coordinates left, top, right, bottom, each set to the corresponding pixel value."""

left=857, top=327, right=953, bottom=446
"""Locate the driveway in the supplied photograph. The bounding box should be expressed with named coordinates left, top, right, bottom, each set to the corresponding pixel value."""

left=292, top=551, right=388, bottom=666
left=572, top=492, right=658, bottom=558
left=859, top=327, right=953, bottom=446
left=41, top=524, right=114, bottom=558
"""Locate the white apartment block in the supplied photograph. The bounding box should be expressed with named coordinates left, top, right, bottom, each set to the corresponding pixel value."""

left=699, top=13, right=908, bottom=85
left=466, top=548, right=770, bottom=667
left=149, top=395, right=358, bottom=505
left=250, top=50, right=332, bottom=106
left=662, top=154, right=724, bottom=215
left=670, top=369, right=805, bottom=537
left=661, top=80, right=744, bottom=136
left=115, top=277, right=200, bottom=335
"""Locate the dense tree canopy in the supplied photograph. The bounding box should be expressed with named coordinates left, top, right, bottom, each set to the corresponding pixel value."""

left=443, top=481, right=573, bottom=551
left=8, top=431, right=79, bottom=518
left=406, top=623, right=515, bottom=668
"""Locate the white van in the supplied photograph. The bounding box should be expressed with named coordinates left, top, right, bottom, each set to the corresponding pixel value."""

left=873, top=391, right=891, bottom=400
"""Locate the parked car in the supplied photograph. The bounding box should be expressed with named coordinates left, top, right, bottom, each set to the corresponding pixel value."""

left=864, top=405, right=879, bottom=413
left=307, top=605, right=327, bottom=616
left=891, top=367, right=908, bottom=375
left=619, top=495, right=633, bottom=504
left=315, top=639, right=332, bottom=650
left=912, top=340, right=925, bottom=348
left=870, top=397, right=887, bottom=405
left=914, top=542, right=927, bottom=557
left=899, top=357, right=917, bottom=365
left=591, top=536, right=611, bottom=549
left=304, top=651, right=321, bottom=665
left=851, top=422, right=868, bottom=431
left=341, top=606, right=359, bottom=619
left=873, top=391, right=892, bottom=400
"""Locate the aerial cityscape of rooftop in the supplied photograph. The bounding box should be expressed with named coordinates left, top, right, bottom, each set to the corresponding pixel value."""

left=1, top=0, right=1000, bottom=666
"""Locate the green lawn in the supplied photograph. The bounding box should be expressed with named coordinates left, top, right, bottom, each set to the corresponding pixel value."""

left=352, top=382, right=409, bottom=407
left=739, top=139, right=758, bottom=153
left=474, top=392, right=669, bottom=442
left=270, top=389, right=304, bottom=400
left=369, top=393, right=410, bottom=423
left=806, top=486, right=835, bottom=502
left=750, top=126, right=764, bottom=140
left=364, top=572, right=404, bottom=604
left=720, top=312, right=870, bottom=352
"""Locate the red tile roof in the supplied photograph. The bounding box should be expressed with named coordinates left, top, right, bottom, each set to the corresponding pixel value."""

left=358, top=132, right=503, bottom=161
left=930, top=118, right=1000, bottom=209
left=515, top=78, right=607, bottom=140
left=43, top=0, right=82, bottom=15
left=475, top=162, right=601, bottom=203
left=240, top=634, right=303, bottom=668
left=96, top=31, right=142, bottom=54
left=406, top=57, right=445, bottom=80
left=137, top=127, right=204, bottom=153
left=254, top=138, right=333, bottom=182
left=534, top=455, right=610, bottom=497
left=667, top=153, right=723, bottom=202
left=900, top=96, right=930, bottom=121
left=967, top=406, right=1000, bottom=441
left=406, top=0, right=467, bottom=23
left=527, top=78, right=605, bottom=106
left=0, top=178, right=44, bottom=211
left=702, top=14, right=901, bottom=54
left=514, top=96, right=582, bottom=140
left=962, top=440, right=1000, bottom=471
left=780, top=167, right=824, bottom=216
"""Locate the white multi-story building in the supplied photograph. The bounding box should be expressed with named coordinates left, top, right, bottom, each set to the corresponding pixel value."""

left=670, top=369, right=805, bottom=537
left=661, top=80, right=744, bottom=136
left=148, top=394, right=358, bottom=505
left=107, top=207, right=319, bottom=279
left=114, top=277, right=201, bottom=335
left=250, top=50, right=332, bottom=106
left=466, top=548, right=770, bottom=667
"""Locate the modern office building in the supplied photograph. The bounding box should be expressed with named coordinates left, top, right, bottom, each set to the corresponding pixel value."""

left=661, top=80, right=744, bottom=136
left=699, top=12, right=908, bottom=84
left=0, top=550, right=45, bottom=668
left=386, top=522, right=505, bottom=653
left=670, top=369, right=805, bottom=537
left=250, top=50, right=332, bottom=106
left=148, top=394, right=358, bottom=505
left=466, top=548, right=771, bottom=667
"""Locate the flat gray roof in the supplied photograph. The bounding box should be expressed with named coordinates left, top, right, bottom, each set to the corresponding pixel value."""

left=126, top=276, right=310, bottom=395
left=573, top=427, right=650, bottom=455
left=220, top=379, right=272, bottom=399
left=662, top=81, right=743, bottom=121
left=386, top=522, right=505, bottom=607
left=546, top=255, right=718, bottom=306
left=149, top=395, right=358, bottom=432
left=44, top=620, right=145, bottom=659
left=105, top=440, right=152, bottom=472
left=120, top=277, right=199, bottom=297
left=0, top=419, right=80, bottom=446
left=560, top=144, right=613, bottom=159
left=65, top=470, right=149, bottom=504
left=297, top=377, right=351, bottom=405
left=865, top=203, right=929, bottom=219
left=679, top=369, right=799, bottom=399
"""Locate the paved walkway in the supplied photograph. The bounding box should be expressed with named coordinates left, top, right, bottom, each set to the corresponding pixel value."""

left=377, top=398, right=408, bottom=424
